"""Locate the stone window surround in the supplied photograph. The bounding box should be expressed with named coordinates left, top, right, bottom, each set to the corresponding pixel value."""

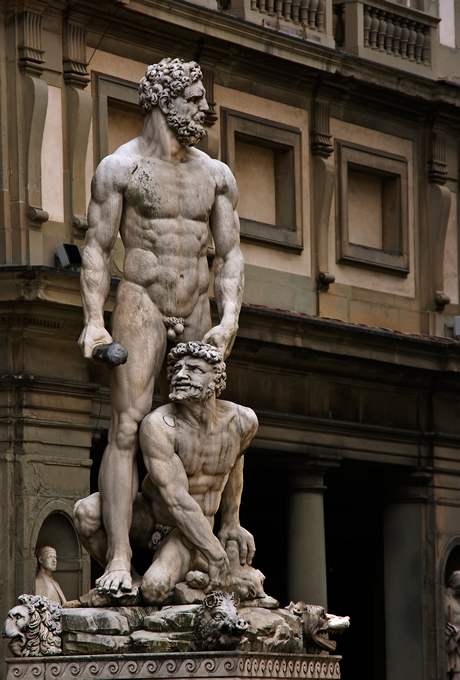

left=336, top=140, right=409, bottom=275
left=93, top=72, right=144, bottom=167
left=221, top=108, right=303, bottom=253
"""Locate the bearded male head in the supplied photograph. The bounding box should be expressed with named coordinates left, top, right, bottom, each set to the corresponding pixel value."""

left=167, top=341, right=227, bottom=403
left=139, top=58, right=207, bottom=146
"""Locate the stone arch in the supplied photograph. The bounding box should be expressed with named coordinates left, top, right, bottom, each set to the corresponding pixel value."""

left=440, top=536, right=460, bottom=586
left=31, top=500, right=83, bottom=602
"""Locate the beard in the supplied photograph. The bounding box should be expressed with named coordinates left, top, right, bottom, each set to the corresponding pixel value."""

left=169, top=380, right=214, bottom=403
left=167, top=108, right=206, bottom=147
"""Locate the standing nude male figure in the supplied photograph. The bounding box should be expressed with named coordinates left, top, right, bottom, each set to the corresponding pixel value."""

left=78, top=58, right=244, bottom=596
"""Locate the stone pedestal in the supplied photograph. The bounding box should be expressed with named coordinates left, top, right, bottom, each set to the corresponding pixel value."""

left=6, top=652, right=342, bottom=680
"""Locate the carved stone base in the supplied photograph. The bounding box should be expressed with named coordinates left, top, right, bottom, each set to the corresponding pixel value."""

left=6, top=651, right=342, bottom=680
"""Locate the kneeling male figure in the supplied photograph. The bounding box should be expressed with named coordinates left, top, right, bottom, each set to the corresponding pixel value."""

left=74, top=342, right=259, bottom=604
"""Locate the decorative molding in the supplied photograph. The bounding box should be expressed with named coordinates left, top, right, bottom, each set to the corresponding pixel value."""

left=22, top=73, right=49, bottom=224
left=6, top=653, right=342, bottom=680
left=428, top=130, right=448, bottom=185
left=26, top=205, right=49, bottom=226
left=310, top=101, right=333, bottom=158
left=63, top=21, right=90, bottom=87
left=312, top=151, right=335, bottom=290
left=18, top=11, right=45, bottom=75
left=429, top=182, right=452, bottom=311
left=66, top=86, right=92, bottom=238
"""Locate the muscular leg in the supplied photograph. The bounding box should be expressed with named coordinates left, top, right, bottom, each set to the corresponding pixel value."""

left=97, top=281, right=167, bottom=594
left=141, top=529, right=194, bottom=605
left=73, top=492, right=156, bottom=566
left=182, top=292, right=212, bottom=344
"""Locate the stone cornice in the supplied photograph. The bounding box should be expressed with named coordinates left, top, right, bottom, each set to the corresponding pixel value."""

left=67, top=0, right=460, bottom=111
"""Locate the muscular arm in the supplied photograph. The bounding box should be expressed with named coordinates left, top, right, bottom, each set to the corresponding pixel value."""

left=79, top=155, right=132, bottom=359
left=204, top=163, right=244, bottom=359
left=218, top=406, right=258, bottom=565
left=139, top=413, right=231, bottom=583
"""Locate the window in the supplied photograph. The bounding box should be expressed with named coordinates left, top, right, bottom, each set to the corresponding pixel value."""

left=93, top=73, right=144, bottom=165
left=336, top=141, right=409, bottom=274
left=221, top=109, right=303, bottom=252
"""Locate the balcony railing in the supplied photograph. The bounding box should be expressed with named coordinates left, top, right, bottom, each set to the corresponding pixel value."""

left=332, top=0, right=439, bottom=71
left=249, top=0, right=326, bottom=32
left=218, top=0, right=336, bottom=45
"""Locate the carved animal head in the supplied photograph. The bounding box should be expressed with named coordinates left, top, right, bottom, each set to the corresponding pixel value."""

left=286, top=601, right=350, bottom=653
left=193, top=591, right=249, bottom=651
left=2, top=594, right=62, bottom=657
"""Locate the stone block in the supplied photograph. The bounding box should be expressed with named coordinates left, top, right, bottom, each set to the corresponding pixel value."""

left=61, top=607, right=130, bottom=635
left=238, top=607, right=287, bottom=636
left=174, top=581, right=206, bottom=604
left=131, top=630, right=193, bottom=653
left=238, top=607, right=303, bottom=653
left=144, top=604, right=199, bottom=632
left=62, top=631, right=131, bottom=654
left=115, top=606, right=158, bottom=631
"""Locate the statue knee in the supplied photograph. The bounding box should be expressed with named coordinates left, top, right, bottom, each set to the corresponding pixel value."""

left=141, top=573, right=173, bottom=605
left=114, top=418, right=141, bottom=452
left=73, top=494, right=102, bottom=540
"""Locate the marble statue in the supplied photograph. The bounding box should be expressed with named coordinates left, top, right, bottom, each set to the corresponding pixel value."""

left=446, top=570, right=460, bottom=678
left=2, top=594, right=62, bottom=657
left=286, top=601, right=350, bottom=653
left=192, top=591, right=248, bottom=651
left=74, top=341, right=274, bottom=606
left=78, top=57, right=244, bottom=597
left=35, top=546, right=66, bottom=605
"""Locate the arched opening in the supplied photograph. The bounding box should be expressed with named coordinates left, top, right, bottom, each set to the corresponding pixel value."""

left=445, top=544, right=460, bottom=585
left=36, top=512, right=81, bottom=601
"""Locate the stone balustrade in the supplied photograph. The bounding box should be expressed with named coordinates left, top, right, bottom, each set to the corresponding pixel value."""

left=249, top=0, right=326, bottom=32
left=332, top=0, right=440, bottom=72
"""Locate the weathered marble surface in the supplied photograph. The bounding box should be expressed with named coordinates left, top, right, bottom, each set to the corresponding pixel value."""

left=4, top=595, right=349, bottom=659
left=6, top=651, right=342, bottom=680
left=74, top=343, right=275, bottom=608
left=78, top=57, right=245, bottom=598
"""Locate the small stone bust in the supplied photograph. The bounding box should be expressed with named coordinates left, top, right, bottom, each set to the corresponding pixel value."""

left=35, top=546, right=66, bottom=605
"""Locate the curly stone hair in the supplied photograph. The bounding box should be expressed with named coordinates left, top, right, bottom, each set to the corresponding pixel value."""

left=14, top=595, right=62, bottom=657
left=167, top=341, right=227, bottom=397
left=139, top=58, right=203, bottom=112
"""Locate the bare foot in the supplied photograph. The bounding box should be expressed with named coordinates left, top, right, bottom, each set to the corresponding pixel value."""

left=96, top=559, right=132, bottom=595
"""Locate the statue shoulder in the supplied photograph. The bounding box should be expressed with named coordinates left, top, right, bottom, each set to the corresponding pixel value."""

left=236, top=404, right=258, bottom=432
left=190, top=150, right=237, bottom=199
left=140, top=406, right=176, bottom=439
left=92, top=148, right=139, bottom=195
left=219, top=402, right=258, bottom=437
left=212, top=158, right=237, bottom=198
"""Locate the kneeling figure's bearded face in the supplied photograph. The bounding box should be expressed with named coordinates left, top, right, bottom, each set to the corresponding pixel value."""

left=169, top=356, right=216, bottom=403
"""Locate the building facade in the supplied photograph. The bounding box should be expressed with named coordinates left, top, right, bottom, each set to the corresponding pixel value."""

left=2, top=0, right=460, bottom=678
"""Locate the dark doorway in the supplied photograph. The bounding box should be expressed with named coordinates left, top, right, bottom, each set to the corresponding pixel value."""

left=324, top=460, right=389, bottom=680
left=241, top=450, right=289, bottom=607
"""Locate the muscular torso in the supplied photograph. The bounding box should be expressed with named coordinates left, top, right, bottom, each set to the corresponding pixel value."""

left=142, top=402, right=245, bottom=524
left=120, top=148, right=217, bottom=318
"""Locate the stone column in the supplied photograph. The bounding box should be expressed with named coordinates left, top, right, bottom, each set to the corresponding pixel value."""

left=287, top=457, right=340, bottom=607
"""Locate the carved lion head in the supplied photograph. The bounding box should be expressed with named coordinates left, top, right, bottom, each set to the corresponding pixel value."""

left=2, top=594, right=62, bottom=657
